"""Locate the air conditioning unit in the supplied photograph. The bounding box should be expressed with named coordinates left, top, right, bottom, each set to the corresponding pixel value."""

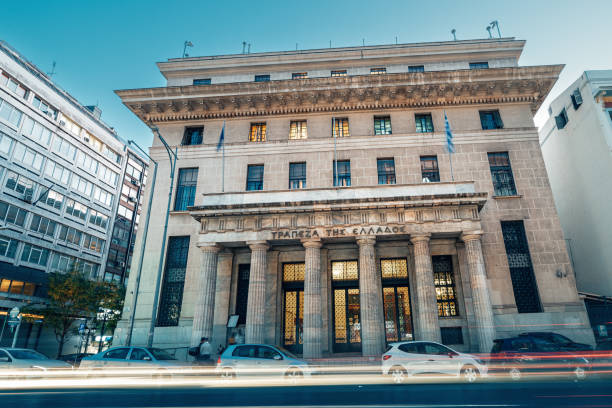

left=59, top=120, right=66, bottom=127
left=118, top=261, right=126, bottom=267
left=84, top=137, right=90, bottom=143
left=23, top=191, right=34, bottom=203
left=127, top=196, right=136, bottom=203
left=131, top=179, right=140, bottom=186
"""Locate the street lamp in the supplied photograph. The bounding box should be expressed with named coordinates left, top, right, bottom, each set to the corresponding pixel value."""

left=124, top=140, right=158, bottom=346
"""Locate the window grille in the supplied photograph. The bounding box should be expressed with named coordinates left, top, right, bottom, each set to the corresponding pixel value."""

left=289, top=120, right=307, bottom=139
left=331, top=261, right=358, bottom=281
left=415, top=114, right=434, bottom=133
left=174, top=168, right=198, bottom=211
left=289, top=162, right=306, bottom=189
left=488, top=152, right=517, bottom=196
left=249, top=123, right=266, bottom=142
left=157, top=236, right=190, bottom=326
left=420, top=156, right=440, bottom=182
left=332, top=118, right=349, bottom=138
left=331, top=70, right=347, bottom=77
left=374, top=116, right=392, bottom=135
left=333, top=160, right=351, bottom=187
left=377, top=158, right=396, bottom=185
left=433, top=255, right=458, bottom=317
left=292, top=72, right=308, bottom=79
left=480, top=110, right=503, bottom=130
left=283, top=263, right=305, bottom=282
left=246, top=164, right=264, bottom=191
left=370, top=67, right=386, bottom=75
left=381, top=259, right=408, bottom=279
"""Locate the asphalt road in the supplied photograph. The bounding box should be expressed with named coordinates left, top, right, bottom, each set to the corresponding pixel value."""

left=1, top=379, right=612, bottom=408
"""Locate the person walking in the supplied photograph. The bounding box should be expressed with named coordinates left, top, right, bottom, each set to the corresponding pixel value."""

left=198, top=337, right=212, bottom=364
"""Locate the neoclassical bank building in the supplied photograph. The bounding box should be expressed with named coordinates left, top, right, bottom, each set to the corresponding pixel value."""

left=114, top=38, right=594, bottom=358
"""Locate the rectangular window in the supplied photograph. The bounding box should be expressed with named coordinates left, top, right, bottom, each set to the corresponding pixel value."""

left=102, top=145, right=121, bottom=165
left=65, top=198, right=88, bottom=221
left=21, top=116, right=51, bottom=146
left=2, top=73, right=28, bottom=99
left=370, top=67, right=386, bottom=75
left=236, top=264, right=250, bottom=324
left=70, top=174, right=94, bottom=197
left=433, top=255, right=458, bottom=317
left=246, top=164, right=264, bottom=191
left=480, top=110, right=503, bottom=130
left=333, top=160, right=351, bottom=187
left=292, top=72, right=308, bottom=79
left=488, top=152, right=517, bottom=196
left=44, top=160, right=71, bottom=184
left=289, top=162, right=306, bottom=189
left=76, top=151, right=98, bottom=174
left=0, top=200, right=27, bottom=227
left=58, top=225, right=83, bottom=246
left=50, top=253, right=75, bottom=273
left=249, top=123, right=266, bottom=142
left=0, top=132, right=13, bottom=155
left=12, top=143, right=44, bottom=171
left=501, top=221, right=542, bottom=313
left=182, top=126, right=203, bottom=145
left=420, top=156, right=440, bottom=182
left=332, top=118, right=350, bottom=138
left=377, top=158, right=396, bottom=185
left=193, top=78, right=211, bottom=85
left=29, top=214, right=57, bottom=238
left=289, top=120, right=307, bottom=140
left=469, top=62, right=489, bottom=69
left=98, top=164, right=119, bottom=187
left=157, top=236, right=190, bottom=327
left=331, top=70, right=347, bottom=77
left=0, top=236, right=19, bottom=259
left=89, top=209, right=109, bottom=229
left=33, top=96, right=57, bottom=119
left=40, top=189, right=64, bottom=210
left=51, top=136, right=77, bottom=161
left=381, top=258, right=408, bottom=279
left=0, top=97, right=23, bottom=127
left=571, top=88, right=583, bottom=110
left=93, top=186, right=113, bottom=207
left=555, top=108, right=568, bottom=129
left=4, top=171, right=35, bottom=200
left=374, top=116, right=392, bottom=135
left=254, top=74, right=270, bottom=82
left=21, top=244, right=49, bottom=267
left=408, top=65, right=425, bottom=73
left=415, top=113, right=434, bottom=133
left=83, top=233, right=105, bottom=253
left=174, top=168, right=198, bottom=211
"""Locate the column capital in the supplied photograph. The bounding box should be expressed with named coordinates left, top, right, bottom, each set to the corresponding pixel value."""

left=355, top=235, right=376, bottom=247
left=461, top=230, right=484, bottom=243
left=197, top=243, right=222, bottom=253
left=247, top=240, right=269, bottom=251
left=410, top=233, right=431, bottom=244
left=301, top=239, right=323, bottom=249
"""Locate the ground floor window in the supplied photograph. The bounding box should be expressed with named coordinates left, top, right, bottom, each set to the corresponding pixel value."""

left=433, top=255, right=458, bottom=317
left=381, top=258, right=413, bottom=342
left=332, top=260, right=361, bottom=353
left=236, top=264, right=250, bottom=324
left=282, top=263, right=305, bottom=354
left=157, top=236, right=189, bottom=327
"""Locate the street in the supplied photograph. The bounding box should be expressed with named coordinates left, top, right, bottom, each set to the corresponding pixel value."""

left=1, top=379, right=611, bottom=408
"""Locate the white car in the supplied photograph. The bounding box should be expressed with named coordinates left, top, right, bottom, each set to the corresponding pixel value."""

left=382, top=341, right=487, bottom=383
left=0, top=348, right=72, bottom=377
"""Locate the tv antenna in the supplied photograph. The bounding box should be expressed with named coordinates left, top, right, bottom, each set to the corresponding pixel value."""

left=182, top=41, right=193, bottom=58
left=47, top=61, right=56, bottom=77
left=486, top=25, right=493, bottom=38
left=242, top=41, right=247, bottom=54
left=451, top=29, right=457, bottom=41
left=490, top=20, right=501, bottom=38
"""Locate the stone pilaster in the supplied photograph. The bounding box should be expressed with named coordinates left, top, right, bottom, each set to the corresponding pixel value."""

left=245, top=240, right=269, bottom=344
left=461, top=231, right=496, bottom=352
left=191, top=243, right=222, bottom=346
left=211, top=250, right=233, bottom=350
left=410, top=234, right=441, bottom=342
left=302, top=239, right=323, bottom=359
left=356, top=236, right=386, bottom=356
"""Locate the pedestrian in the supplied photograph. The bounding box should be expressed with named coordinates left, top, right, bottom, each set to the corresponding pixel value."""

left=198, top=336, right=212, bottom=364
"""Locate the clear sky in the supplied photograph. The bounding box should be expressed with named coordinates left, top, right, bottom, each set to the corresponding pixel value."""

left=2, top=0, right=611, bottom=147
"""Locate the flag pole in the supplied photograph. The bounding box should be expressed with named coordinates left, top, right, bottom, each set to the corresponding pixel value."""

left=222, top=121, right=226, bottom=192
left=444, top=111, right=455, bottom=182
left=449, top=149, right=454, bottom=182
left=333, top=117, right=338, bottom=187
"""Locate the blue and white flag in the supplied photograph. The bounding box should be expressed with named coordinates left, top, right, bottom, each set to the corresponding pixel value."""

left=216, top=122, right=225, bottom=151
left=444, top=112, right=455, bottom=154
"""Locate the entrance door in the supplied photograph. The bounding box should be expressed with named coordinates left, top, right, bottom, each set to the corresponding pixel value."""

left=383, top=286, right=413, bottom=342
left=283, top=290, right=303, bottom=354
left=333, top=288, right=361, bottom=353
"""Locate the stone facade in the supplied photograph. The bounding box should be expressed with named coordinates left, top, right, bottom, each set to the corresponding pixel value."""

left=113, top=38, right=594, bottom=358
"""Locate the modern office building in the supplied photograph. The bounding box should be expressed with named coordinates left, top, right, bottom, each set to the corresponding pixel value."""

left=539, top=70, right=612, bottom=340
left=115, top=37, right=594, bottom=359
left=0, top=40, right=145, bottom=355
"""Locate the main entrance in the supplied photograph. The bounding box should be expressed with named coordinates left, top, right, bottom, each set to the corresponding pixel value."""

left=282, top=263, right=304, bottom=354
left=381, top=258, right=413, bottom=342
left=332, top=261, right=361, bottom=353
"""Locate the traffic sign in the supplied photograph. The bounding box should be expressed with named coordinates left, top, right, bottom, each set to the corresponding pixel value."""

left=7, top=307, right=20, bottom=328
left=78, top=322, right=86, bottom=335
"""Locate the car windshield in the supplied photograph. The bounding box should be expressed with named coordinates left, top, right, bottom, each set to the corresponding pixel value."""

left=549, top=333, right=572, bottom=345
left=10, top=350, right=48, bottom=360
left=147, top=348, right=176, bottom=360
left=276, top=347, right=299, bottom=360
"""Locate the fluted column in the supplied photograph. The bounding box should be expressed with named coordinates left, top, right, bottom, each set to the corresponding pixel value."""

left=356, top=236, right=386, bottom=356
left=411, top=234, right=441, bottom=342
left=245, top=240, right=269, bottom=344
left=191, top=243, right=222, bottom=346
left=302, top=239, right=323, bottom=359
left=462, top=231, right=496, bottom=352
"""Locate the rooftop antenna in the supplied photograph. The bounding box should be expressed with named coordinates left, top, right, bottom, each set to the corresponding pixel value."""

left=242, top=41, right=247, bottom=54
left=47, top=61, right=56, bottom=77
left=490, top=20, right=501, bottom=38
left=486, top=25, right=493, bottom=38
left=329, top=40, right=332, bottom=48
left=362, top=38, right=365, bottom=46
left=395, top=36, right=398, bottom=45
left=296, top=43, right=298, bottom=51
left=451, top=29, right=457, bottom=41
left=182, top=41, right=193, bottom=58
left=247, top=43, right=251, bottom=54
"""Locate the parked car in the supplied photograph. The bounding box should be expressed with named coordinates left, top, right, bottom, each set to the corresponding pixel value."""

left=489, top=336, right=590, bottom=380
left=382, top=341, right=487, bottom=384
left=520, top=332, right=592, bottom=351
left=0, top=348, right=72, bottom=376
left=80, top=346, right=185, bottom=370
left=58, top=353, right=94, bottom=367
left=216, top=344, right=312, bottom=380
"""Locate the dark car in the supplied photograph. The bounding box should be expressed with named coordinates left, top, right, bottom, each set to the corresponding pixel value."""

left=489, top=336, right=590, bottom=381
left=519, top=332, right=592, bottom=351
left=58, top=353, right=94, bottom=367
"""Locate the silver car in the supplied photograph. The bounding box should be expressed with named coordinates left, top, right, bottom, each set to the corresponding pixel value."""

left=0, top=348, right=72, bottom=377
left=216, top=344, right=312, bottom=380
left=382, top=341, right=488, bottom=383
left=80, top=346, right=185, bottom=370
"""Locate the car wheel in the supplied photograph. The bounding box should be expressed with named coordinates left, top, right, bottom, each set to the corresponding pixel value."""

left=509, top=367, right=522, bottom=381
left=389, top=366, right=407, bottom=384
left=574, top=366, right=586, bottom=381
left=220, top=368, right=235, bottom=380
left=284, top=368, right=303, bottom=384
left=461, top=365, right=479, bottom=383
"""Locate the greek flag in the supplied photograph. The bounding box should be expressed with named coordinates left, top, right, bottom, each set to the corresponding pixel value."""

left=216, top=122, right=225, bottom=151
left=444, top=112, right=454, bottom=154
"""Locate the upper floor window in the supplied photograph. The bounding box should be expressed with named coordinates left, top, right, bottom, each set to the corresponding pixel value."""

left=289, top=162, right=306, bottom=189
left=571, top=88, right=583, bottom=110
left=0, top=97, right=23, bottom=128
left=0, top=200, right=27, bottom=227
left=331, top=70, right=347, bottom=77
left=292, top=72, right=308, bottom=79
left=193, top=78, right=211, bottom=85
left=254, top=74, right=270, bottom=82
left=65, top=198, right=87, bottom=221
left=408, top=65, right=425, bottom=73
left=0, top=236, right=18, bottom=259
left=0, top=132, right=13, bottom=155
left=13, top=143, right=43, bottom=171
left=29, top=214, right=57, bottom=238
left=39, top=189, right=64, bottom=210
left=246, top=164, right=264, bottom=191
left=333, top=160, right=351, bottom=187
left=21, top=243, right=49, bottom=267
left=377, top=158, right=396, bottom=185
left=32, top=96, right=57, bottom=119
left=289, top=120, right=307, bottom=140
left=174, top=168, right=198, bottom=211
left=374, top=116, right=392, bottom=135
left=555, top=109, right=568, bottom=129
left=182, top=126, right=203, bottom=145
left=249, top=123, right=266, bottom=142
left=415, top=113, right=434, bottom=133
left=488, top=152, right=517, bottom=196
left=479, top=110, right=503, bottom=130
left=469, top=62, right=489, bottom=69
left=370, top=67, right=386, bottom=75
left=1, top=72, right=28, bottom=99
left=420, top=156, right=440, bottom=182
left=5, top=171, right=35, bottom=200
left=332, top=118, right=350, bottom=138
left=22, top=116, right=52, bottom=146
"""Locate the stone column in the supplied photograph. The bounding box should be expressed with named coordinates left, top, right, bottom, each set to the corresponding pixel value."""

left=302, top=239, right=323, bottom=359
left=410, top=234, right=441, bottom=342
left=211, top=250, right=233, bottom=350
left=356, top=236, right=386, bottom=356
left=461, top=231, right=496, bottom=352
left=191, top=243, right=222, bottom=346
left=245, top=240, right=269, bottom=344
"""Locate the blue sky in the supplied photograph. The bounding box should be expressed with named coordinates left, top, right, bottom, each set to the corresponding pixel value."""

left=2, top=0, right=611, bottom=147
